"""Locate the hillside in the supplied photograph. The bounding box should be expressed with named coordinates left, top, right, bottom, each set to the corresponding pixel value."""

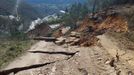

left=25, top=0, right=87, bottom=16
left=1, top=4, right=134, bottom=75
left=26, top=0, right=86, bottom=4
left=0, top=0, right=40, bottom=19
left=1, top=1, right=134, bottom=75
left=0, top=0, right=41, bottom=36
left=0, top=0, right=16, bottom=15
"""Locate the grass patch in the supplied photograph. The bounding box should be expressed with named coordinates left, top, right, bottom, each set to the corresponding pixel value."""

left=124, top=31, right=134, bottom=42
left=0, top=39, right=35, bottom=69
left=46, top=19, right=62, bottom=25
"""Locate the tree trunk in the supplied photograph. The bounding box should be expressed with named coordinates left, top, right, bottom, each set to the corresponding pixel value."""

left=92, top=0, right=97, bottom=17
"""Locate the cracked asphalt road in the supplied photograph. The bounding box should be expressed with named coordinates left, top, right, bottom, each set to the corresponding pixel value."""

left=2, top=34, right=134, bottom=75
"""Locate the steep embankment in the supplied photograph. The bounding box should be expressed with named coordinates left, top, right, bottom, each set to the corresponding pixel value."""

left=68, top=14, right=128, bottom=47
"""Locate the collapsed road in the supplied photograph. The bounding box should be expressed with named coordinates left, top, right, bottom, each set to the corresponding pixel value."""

left=1, top=34, right=134, bottom=75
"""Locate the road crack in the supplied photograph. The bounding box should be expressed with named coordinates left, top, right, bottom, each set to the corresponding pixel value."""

left=29, top=51, right=79, bottom=57
left=0, top=51, right=79, bottom=75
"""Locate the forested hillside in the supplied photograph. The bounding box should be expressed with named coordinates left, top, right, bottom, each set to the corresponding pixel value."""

left=0, top=0, right=40, bottom=19
left=25, top=0, right=87, bottom=16
left=26, top=0, right=86, bottom=4
left=0, top=0, right=41, bottom=37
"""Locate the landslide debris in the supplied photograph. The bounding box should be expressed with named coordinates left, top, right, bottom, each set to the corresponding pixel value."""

left=54, top=10, right=128, bottom=47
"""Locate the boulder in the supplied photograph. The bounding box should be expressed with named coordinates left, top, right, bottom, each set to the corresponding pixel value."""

left=61, top=26, right=71, bottom=35
left=69, top=38, right=80, bottom=46
left=65, top=37, right=76, bottom=43
left=70, top=31, right=81, bottom=38
left=55, top=37, right=66, bottom=45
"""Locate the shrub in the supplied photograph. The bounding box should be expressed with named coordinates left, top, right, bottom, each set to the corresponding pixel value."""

left=0, top=40, right=34, bottom=69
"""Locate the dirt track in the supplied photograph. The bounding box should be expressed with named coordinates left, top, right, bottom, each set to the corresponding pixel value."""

left=2, top=34, right=134, bottom=75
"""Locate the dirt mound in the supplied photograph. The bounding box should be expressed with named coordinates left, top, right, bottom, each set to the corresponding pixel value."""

left=51, top=8, right=129, bottom=47
left=77, top=15, right=128, bottom=33
left=54, top=14, right=129, bottom=47
left=98, top=16, right=128, bottom=32
left=27, top=22, right=52, bottom=38
left=65, top=14, right=128, bottom=47
left=75, top=17, right=93, bottom=32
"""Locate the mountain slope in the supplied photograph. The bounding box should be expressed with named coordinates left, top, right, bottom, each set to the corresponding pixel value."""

left=0, top=0, right=16, bottom=15
left=0, top=0, right=41, bottom=35
left=26, top=0, right=86, bottom=4
left=0, top=0, right=40, bottom=18
left=25, top=0, right=87, bottom=16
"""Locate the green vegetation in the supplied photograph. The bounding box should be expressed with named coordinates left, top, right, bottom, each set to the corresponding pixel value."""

left=0, top=39, right=34, bottom=69
left=125, top=32, right=134, bottom=42
left=46, top=19, right=62, bottom=25
left=84, top=0, right=134, bottom=16
left=61, top=3, right=89, bottom=28
left=0, top=19, right=34, bottom=69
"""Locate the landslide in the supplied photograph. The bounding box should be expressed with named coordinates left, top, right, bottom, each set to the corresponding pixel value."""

left=72, top=12, right=128, bottom=47
left=52, top=6, right=129, bottom=47
left=2, top=5, right=134, bottom=75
